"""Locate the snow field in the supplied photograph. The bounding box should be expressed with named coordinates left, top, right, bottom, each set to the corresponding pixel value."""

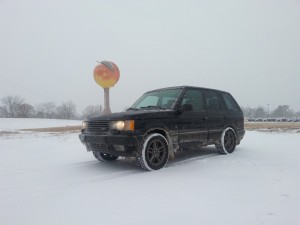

left=0, top=118, right=81, bottom=131
left=0, top=120, right=300, bottom=225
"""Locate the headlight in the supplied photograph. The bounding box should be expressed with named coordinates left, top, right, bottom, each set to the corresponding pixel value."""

left=111, top=120, right=134, bottom=131
left=112, top=121, right=125, bottom=130
left=82, top=121, right=87, bottom=129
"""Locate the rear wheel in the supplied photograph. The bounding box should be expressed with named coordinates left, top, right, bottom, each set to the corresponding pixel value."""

left=92, top=152, right=119, bottom=162
left=215, top=127, right=236, bottom=154
left=137, top=133, right=169, bottom=171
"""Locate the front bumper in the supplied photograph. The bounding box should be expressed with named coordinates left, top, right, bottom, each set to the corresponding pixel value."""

left=79, top=133, right=143, bottom=157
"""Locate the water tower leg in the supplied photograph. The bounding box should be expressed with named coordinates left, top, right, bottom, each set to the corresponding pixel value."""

left=103, top=88, right=111, bottom=114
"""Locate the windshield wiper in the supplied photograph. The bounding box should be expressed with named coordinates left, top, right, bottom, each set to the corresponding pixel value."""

left=140, top=106, right=166, bottom=110
left=126, top=107, right=139, bottom=111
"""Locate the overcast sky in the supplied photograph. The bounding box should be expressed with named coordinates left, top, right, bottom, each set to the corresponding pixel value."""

left=0, top=0, right=299, bottom=113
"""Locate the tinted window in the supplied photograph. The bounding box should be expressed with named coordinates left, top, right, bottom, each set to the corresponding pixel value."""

left=181, top=89, right=205, bottom=112
left=131, top=89, right=181, bottom=109
left=136, top=96, right=159, bottom=108
left=204, top=90, right=221, bottom=111
left=221, top=93, right=240, bottom=111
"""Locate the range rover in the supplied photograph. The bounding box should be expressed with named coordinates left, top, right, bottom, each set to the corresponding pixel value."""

left=79, top=86, right=245, bottom=171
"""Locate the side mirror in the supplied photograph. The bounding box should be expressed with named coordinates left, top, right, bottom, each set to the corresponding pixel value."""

left=182, top=103, right=193, bottom=112
left=176, top=104, right=193, bottom=115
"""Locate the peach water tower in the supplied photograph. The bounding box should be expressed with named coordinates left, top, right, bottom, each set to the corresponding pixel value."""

left=93, top=61, right=120, bottom=114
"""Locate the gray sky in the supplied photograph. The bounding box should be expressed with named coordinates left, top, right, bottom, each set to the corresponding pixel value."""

left=1, top=0, right=300, bottom=113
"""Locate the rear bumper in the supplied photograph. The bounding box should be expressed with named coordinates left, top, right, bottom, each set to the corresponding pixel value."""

left=79, top=133, right=143, bottom=157
left=236, top=129, right=245, bottom=144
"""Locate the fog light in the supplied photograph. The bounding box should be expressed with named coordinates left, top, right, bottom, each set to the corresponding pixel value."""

left=113, top=145, right=125, bottom=151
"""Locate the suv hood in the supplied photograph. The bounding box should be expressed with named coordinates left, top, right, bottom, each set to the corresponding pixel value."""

left=87, top=109, right=176, bottom=121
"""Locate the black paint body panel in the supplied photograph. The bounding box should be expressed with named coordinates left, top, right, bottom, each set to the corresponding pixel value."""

left=79, top=86, right=245, bottom=156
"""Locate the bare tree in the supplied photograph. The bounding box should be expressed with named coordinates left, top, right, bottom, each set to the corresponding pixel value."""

left=271, top=105, right=293, bottom=118
left=16, top=103, right=35, bottom=118
left=35, top=102, right=57, bottom=118
left=82, top=105, right=102, bottom=118
left=241, top=106, right=253, bottom=118
left=56, top=101, right=77, bottom=119
left=253, top=107, right=267, bottom=118
left=0, top=95, right=24, bottom=118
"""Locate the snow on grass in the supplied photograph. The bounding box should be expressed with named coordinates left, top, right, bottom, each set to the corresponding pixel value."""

left=0, top=118, right=81, bottom=131
left=0, top=119, right=300, bottom=225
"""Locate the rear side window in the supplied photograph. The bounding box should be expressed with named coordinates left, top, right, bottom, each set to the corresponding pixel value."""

left=221, top=93, right=240, bottom=111
left=204, top=90, right=221, bottom=111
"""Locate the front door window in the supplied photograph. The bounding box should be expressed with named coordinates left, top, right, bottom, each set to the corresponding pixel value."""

left=181, top=89, right=205, bottom=112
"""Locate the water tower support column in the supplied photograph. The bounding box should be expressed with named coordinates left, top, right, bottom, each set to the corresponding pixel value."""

left=103, top=88, right=111, bottom=114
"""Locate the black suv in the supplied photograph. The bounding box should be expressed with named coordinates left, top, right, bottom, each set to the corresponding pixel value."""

left=79, top=86, right=245, bottom=170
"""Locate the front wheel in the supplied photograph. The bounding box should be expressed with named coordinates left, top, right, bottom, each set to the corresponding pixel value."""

left=215, top=127, right=236, bottom=154
left=92, top=152, right=119, bottom=162
left=137, top=133, right=169, bottom=171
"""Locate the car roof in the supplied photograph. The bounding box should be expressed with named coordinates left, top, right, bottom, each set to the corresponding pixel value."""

left=146, top=86, right=228, bottom=94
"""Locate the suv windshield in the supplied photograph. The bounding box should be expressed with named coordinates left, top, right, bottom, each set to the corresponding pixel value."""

left=130, top=88, right=182, bottom=110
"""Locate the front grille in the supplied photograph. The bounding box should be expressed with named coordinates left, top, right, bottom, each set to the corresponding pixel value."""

left=87, top=120, right=110, bottom=133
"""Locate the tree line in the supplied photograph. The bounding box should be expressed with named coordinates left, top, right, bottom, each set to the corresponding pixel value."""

left=241, top=105, right=300, bottom=119
left=1, top=95, right=300, bottom=120
left=0, top=95, right=102, bottom=119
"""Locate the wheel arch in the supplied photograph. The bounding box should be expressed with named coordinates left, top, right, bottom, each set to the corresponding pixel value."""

left=226, top=124, right=244, bottom=145
left=217, top=126, right=237, bottom=154
left=226, top=125, right=237, bottom=137
left=143, top=128, right=174, bottom=158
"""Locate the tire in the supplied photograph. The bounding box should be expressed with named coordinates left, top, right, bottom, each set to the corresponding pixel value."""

left=137, top=133, right=169, bottom=171
left=92, top=151, right=119, bottom=162
left=215, top=127, right=236, bottom=154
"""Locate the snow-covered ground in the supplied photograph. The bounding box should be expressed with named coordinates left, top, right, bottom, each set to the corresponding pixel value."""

left=0, top=118, right=80, bottom=131
left=0, top=120, right=300, bottom=225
